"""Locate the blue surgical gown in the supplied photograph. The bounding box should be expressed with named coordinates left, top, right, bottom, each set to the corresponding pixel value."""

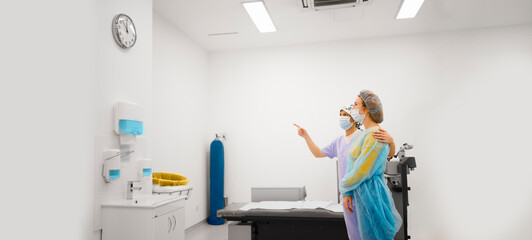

left=340, top=127, right=402, bottom=240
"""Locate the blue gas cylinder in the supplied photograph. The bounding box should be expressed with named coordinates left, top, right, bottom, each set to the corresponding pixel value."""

left=207, top=139, right=225, bottom=225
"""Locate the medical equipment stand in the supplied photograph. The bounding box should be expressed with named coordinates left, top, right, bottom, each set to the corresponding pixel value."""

left=385, top=143, right=417, bottom=240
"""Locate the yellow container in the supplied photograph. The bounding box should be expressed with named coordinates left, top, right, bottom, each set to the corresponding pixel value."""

left=152, top=172, right=189, bottom=186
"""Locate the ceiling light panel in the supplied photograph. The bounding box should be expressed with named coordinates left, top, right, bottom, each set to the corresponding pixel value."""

left=396, top=0, right=425, bottom=19
left=242, top=1, right=277, bottom=33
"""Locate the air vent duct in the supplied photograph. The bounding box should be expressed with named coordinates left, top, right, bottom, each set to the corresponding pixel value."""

left=302, top=0, right=372, bottom=11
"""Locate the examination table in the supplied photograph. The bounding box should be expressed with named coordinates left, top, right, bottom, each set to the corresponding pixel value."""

left=216, top=147, right=417, bottom=240
left=217, top=202, right=348, bottom=240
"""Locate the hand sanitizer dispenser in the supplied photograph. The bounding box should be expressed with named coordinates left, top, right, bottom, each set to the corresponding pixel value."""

left=103, top=149, right=121, bottom=183
left=137, top=159, right=152, bottom=181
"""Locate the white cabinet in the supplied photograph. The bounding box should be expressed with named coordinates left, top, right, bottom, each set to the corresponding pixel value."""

left=102, top=195, right=186, bottom=240
left=154, top=208, right=185, bottom=240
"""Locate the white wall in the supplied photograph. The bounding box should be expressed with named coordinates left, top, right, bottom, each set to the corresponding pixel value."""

left=91, top=1, right=153, bottom=240
left=209, top=25, right=532, bottom=239
left=1, top=0, right=153, bottom=239
left=0, top=0, right=95, bottom=239
left=152, top=13, right=211, bottom=229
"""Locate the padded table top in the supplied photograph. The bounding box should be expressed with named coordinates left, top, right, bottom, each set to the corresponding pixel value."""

left=217, top=202, right=344, bottom=222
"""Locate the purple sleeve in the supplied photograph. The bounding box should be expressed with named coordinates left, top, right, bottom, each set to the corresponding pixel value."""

left=321, top=137, right=340, bottom=159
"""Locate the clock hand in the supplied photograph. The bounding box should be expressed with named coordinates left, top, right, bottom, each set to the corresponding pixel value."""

left=125, top=20, right=129, bottom=34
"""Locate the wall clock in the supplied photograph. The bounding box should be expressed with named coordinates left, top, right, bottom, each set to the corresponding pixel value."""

left=112, top=13, right=136, bottom=48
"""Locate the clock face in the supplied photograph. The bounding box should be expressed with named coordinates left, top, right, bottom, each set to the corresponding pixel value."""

left=112, top=13, right=136, bottom=48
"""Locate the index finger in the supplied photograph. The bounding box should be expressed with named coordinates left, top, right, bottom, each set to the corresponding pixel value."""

left=293, top=123, right=301, bottom=129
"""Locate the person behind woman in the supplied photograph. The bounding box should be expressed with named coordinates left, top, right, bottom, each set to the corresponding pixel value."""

left=294, top=104, right=396, bottom=240
left=340, top=90, right=402, bottom=240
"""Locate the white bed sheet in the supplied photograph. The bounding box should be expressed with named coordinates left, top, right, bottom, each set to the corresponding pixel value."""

left=239, top=200, right=343, bottom=213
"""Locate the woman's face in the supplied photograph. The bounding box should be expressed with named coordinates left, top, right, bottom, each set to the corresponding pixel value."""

left=353, top=96, right=368, bottom=115
left=340, top=110, right=354, bottom=123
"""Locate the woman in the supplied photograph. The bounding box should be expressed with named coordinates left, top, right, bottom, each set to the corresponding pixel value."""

left=294, top=104, right=396, bottom=240
left=340, top=90, right=402, bottom=240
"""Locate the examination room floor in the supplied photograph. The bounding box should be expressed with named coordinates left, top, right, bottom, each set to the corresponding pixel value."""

left=186, top=221, right=228, bottom=240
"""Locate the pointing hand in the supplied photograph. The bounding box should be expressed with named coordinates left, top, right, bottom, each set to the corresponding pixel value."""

left=293, top=123, right=309, bottom=138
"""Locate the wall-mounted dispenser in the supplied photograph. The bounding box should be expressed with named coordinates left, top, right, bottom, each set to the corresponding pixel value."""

left=103, top=149, right=121, bottom=183
left=137, top=159, right=152, bottom=181
left=114, top=102, right=144, bottom=146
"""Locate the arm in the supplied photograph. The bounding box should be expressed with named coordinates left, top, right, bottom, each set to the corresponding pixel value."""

left=303, top=135, right=327, bottom=158
left=373, top=128, right=396, bottom=159
left=389, top=141, right=396, bottom=159
left=294, top=124, right=326, bottom=158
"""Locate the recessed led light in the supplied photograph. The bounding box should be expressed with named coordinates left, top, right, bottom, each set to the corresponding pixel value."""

left=242, top=1, right=277, bottom=33
left=396, top=0, right=425, bottom=19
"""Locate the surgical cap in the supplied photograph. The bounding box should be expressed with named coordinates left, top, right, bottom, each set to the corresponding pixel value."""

left=359, top=90, right=384, bottom=123
left=340, top=104, right=354, bottom=116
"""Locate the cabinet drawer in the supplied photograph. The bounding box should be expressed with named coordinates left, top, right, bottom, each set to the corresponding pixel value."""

left=153, top=198, right=185, bottom=218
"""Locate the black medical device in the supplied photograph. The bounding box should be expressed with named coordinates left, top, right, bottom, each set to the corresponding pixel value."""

left=385, top=143, right=417, bottom=240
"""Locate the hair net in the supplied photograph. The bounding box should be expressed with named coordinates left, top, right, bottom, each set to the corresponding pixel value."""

left=359, top=90, right=384, bottom=123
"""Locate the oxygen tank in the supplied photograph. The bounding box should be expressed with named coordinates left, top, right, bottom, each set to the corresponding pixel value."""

left=207, top=137, right=225, bottom=225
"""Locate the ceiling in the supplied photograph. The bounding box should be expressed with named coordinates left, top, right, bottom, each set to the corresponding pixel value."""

left=154, top=0, right=532, bottom=52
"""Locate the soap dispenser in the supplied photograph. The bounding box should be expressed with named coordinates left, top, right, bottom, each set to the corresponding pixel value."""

left=137, top=159, right=152, bottom=181
left=103, top=149, right=121, bottom=183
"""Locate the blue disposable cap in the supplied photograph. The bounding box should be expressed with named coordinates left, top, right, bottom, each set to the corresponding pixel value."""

left=143, top=168, right=152, bottom=176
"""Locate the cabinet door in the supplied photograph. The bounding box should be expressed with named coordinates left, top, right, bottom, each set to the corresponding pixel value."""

left=154, top=207, right=185, bottom=240
left=169, top=207, right=185, bottom=240
left=154, top=212, right=172, bottom=240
